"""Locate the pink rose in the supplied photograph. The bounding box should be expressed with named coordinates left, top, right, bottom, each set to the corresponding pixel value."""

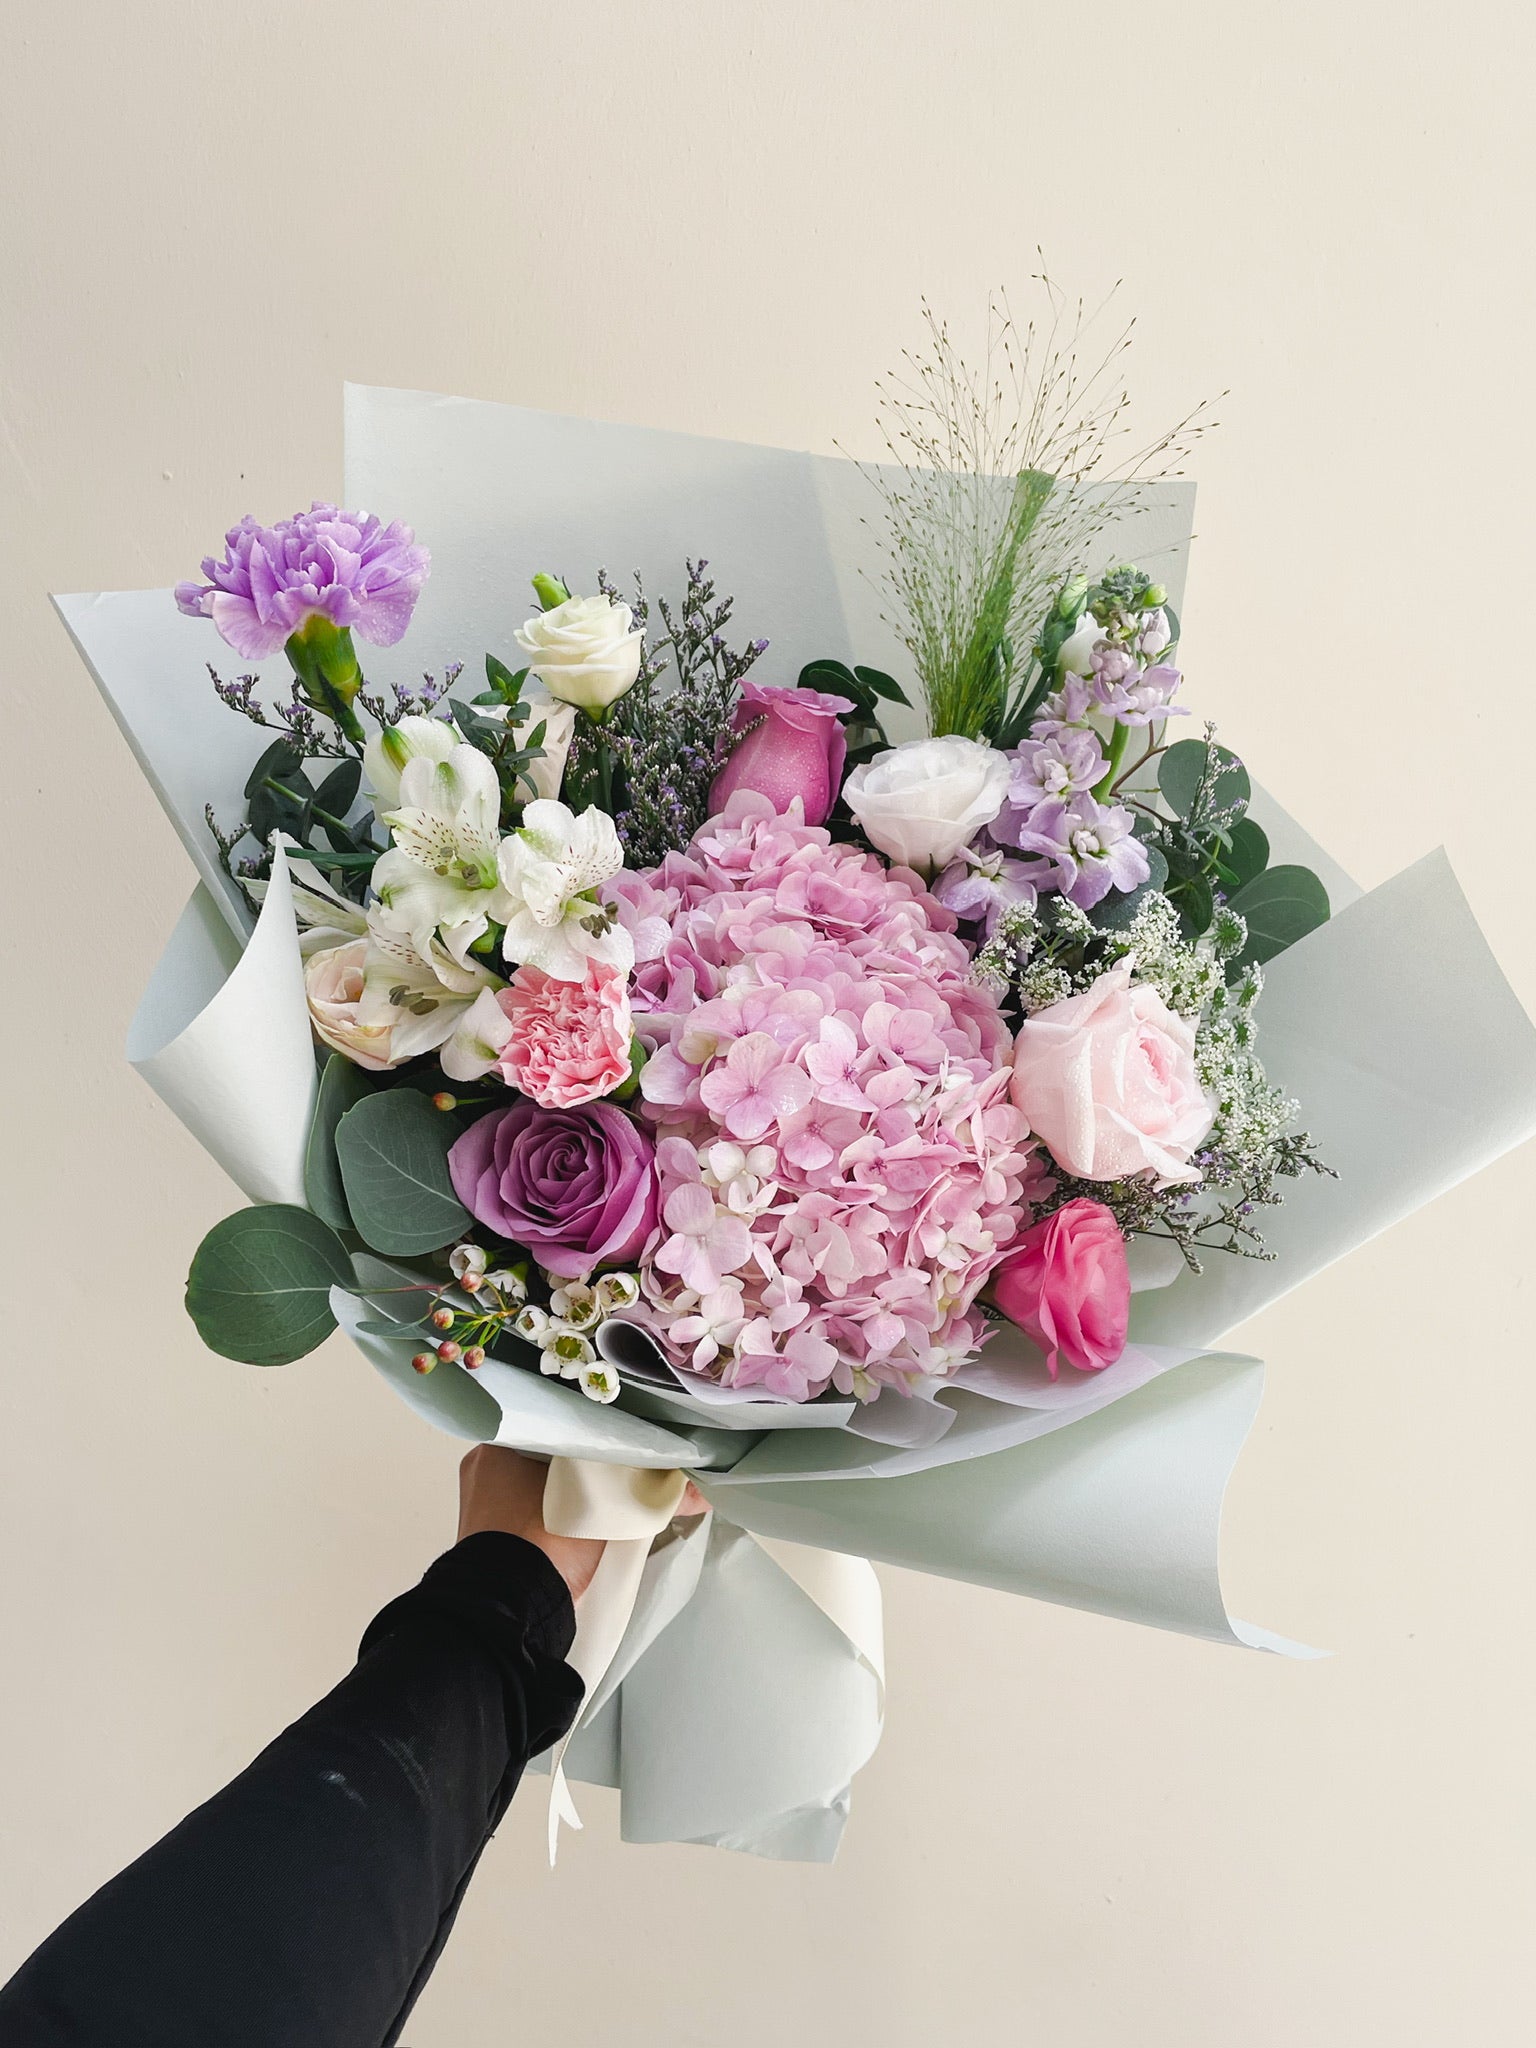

left=709, top=678, right=853, bottom=827
left=991, top=1198, right=1130, bottom=1376
left=495, top=960, right=633, bottom=1108
left=1010, top=958, right=1214, bottom=1185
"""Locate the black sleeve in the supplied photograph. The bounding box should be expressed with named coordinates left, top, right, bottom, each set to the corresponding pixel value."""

left=0, top=1532, right=583, bottom=2048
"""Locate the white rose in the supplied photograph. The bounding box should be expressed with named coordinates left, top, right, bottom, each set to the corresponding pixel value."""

left=514, top=593, right=643, bottom=714
left=842, top=735, right=1011, bottom=875
left=362, top=714, right=455, bottom=811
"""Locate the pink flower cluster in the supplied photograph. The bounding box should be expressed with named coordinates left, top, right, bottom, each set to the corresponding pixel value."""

left=609, top=792, right=1046, bottom=1401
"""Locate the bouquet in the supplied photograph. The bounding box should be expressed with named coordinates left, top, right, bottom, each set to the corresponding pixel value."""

left=58, top=320, right=1536, bottom=1859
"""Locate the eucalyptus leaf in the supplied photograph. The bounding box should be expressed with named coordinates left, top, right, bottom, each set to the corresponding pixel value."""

left=313, top=756, right=362, bottom=819
left=1218, top=816, right=1270, bottom=891
left=1090, top=846, right=1170, bottom=931
left=1159, top=738, right=1251, bottom=821
left=1230, top=864, right=1331, bottom=966
left=185, top=1204, right=354, bottom=1367
left=335, top=1088, right=471, bottom=1255
left=304, top=1054, right=376, bottom=1230
left=1176, top=873, right=1216, bottom=940
left=243, top=738, right=303, bottom=801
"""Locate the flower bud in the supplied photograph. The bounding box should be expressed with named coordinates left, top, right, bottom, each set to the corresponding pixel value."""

left=411, top=1351, right=437, bottom=1375
left=531, top=571, right=572, bottom=612
left=432, top=1091, right=458, bottom=1113
left=1056, top=575, right=1090, bottom=620
left=462, top=1345, right=486, bottom=1370
left=1142, top=583, right=1168, bottom=609
left=430, top=1305, right=454, bottom=1331
left=436, top=1340, right=461, bottom=1363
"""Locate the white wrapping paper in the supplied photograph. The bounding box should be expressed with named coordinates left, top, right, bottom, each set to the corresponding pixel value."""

left=55, top=390, right=1536, bottom=1858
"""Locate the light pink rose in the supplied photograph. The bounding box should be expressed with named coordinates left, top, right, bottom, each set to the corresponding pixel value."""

left=495, top=960, right=633, bottom=1108
left=1009, top=958, right=1214, bottom=1185
left=304, top=939, right=397, bottom=1071
left=991, top=1197, right=1130, bottom=1376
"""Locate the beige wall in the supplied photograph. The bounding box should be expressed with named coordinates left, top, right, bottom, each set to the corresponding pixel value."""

left=3, top=2, right=1534, bottom=2040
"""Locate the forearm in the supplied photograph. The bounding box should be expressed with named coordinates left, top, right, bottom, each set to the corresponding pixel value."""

left=0, top=1533, right=582, bottom=2048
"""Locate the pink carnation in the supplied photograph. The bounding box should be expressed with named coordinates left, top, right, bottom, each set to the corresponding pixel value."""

left=494, top=961, right=633, bottom=1109
left=606, top=791, right=1046, bottom=1402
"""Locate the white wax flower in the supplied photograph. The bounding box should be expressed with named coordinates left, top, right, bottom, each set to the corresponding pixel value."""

left=497, top=798, right=635, bottom=982
left=842, top=735, right=1012, bottom=875
left=514, top=593, right=644, bottom=713
left=577, top=1360, right=623, bottom=1404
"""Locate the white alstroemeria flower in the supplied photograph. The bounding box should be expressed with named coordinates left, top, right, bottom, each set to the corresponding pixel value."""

left=363, top=714, right=456, bottom=811
left=355, top=907, right=496, bottom=1062
left=374, top=742, right=505, bottom=963
left=497, top=799, right=635, bottom=983
left=439, top=986, right=514, bottom=1083
left=515, top=594, right=644, bottom=714
left=248, top=862, right=370, bottom=957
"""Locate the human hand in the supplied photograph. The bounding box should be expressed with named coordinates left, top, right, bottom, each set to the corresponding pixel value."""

left=456, top=1446, right=606, bottom=1602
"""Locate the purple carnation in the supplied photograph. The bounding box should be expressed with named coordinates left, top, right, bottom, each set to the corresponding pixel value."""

left=175, top=503, right=429, bottom=661
left=448, top=1100, right=658, bottom=1280
left=1005, top=795, right=1150, bottom=910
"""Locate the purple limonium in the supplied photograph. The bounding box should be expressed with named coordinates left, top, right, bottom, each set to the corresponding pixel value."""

left=1094, top=661, right=1187, bottom=728
left=1006, top=795, right=1150, bottom=910
left=175, top=504, right=430, bottom=662
left=932, top=838, right=1039, bottom=933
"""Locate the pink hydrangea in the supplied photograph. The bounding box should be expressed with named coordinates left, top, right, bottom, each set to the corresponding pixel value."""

left=494, top=961, right=633, bottom=1109
left=607, top=791, right=1048, bottom=1402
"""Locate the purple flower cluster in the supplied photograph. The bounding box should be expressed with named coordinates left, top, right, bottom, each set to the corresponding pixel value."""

left=983, top=611, right=1189, bottom=911
left=175, top=503, right=430, bottom=661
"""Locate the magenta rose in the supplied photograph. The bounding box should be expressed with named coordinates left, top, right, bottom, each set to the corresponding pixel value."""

left=991, top=1197, right=1131, bottom=1377
left=709, top=678, right=854, bottom=827
left=448, top=1101, right=657, bottom=1279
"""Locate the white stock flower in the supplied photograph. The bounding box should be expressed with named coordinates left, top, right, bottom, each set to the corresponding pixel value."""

left=514, top=593, right=644, bottom=714
left=842, top=735, right=1011, bottom=875
left=373, top=742, right=505, bottom=964
left=363, top=714, right=456, bottom=811
left=497, top=798, right=634, bottom=983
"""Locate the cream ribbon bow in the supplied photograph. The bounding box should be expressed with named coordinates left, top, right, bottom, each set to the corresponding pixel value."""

left=540, top=1456, right=885, bottom=1861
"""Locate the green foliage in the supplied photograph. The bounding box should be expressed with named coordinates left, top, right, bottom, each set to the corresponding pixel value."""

left=1158, top=738, right=1251, bottom=821
left=334, top=1088, right=471, bottom=1256
left=1090, top=844, right=1170, bottom=931
left=1230, top=865, right=1331, bottom=968
left=799, top=658, right=905, bottom=769
left=304, top=1054, right=376, bottom=1230
left=1216, top=817, right=1270, bottom=892
left=185, top=1204, right=354, bottom=1366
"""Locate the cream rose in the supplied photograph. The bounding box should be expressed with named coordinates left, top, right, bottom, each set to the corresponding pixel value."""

left=842, top=735, right=1011, bottom=875
left=514, top=593, right=643, bottom=714
left=1009, top=959, right=1215, bottom=1186
left=304, top=939, right=398, bottom=1072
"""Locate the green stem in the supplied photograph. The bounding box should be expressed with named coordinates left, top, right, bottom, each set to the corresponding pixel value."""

left=263, top=778, right=369, bottom=845
left=1091, top=722, right=1131, bottom=802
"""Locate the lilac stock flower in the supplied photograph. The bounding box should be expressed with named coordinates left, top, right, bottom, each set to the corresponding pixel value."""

left=932, top=840, right=1039, bottom=933
left=1009, top=727, right=1107, bottom=807
left=175, top=504, right=430, bottom=661
left=1029, top=672, right=1096, bottom=739
left=449, top=1100, right=658, bottom=1280
left=1094, top=661, right=1186, bottom=728
left=1006, top=795, right=1150, bottom=910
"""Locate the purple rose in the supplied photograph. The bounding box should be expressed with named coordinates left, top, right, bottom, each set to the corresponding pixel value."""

left=175, top=503, right=430, bottom=661
left=709, top=678, right=854, bottom=827
left=448, top=1101, right=657, bottom=1279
